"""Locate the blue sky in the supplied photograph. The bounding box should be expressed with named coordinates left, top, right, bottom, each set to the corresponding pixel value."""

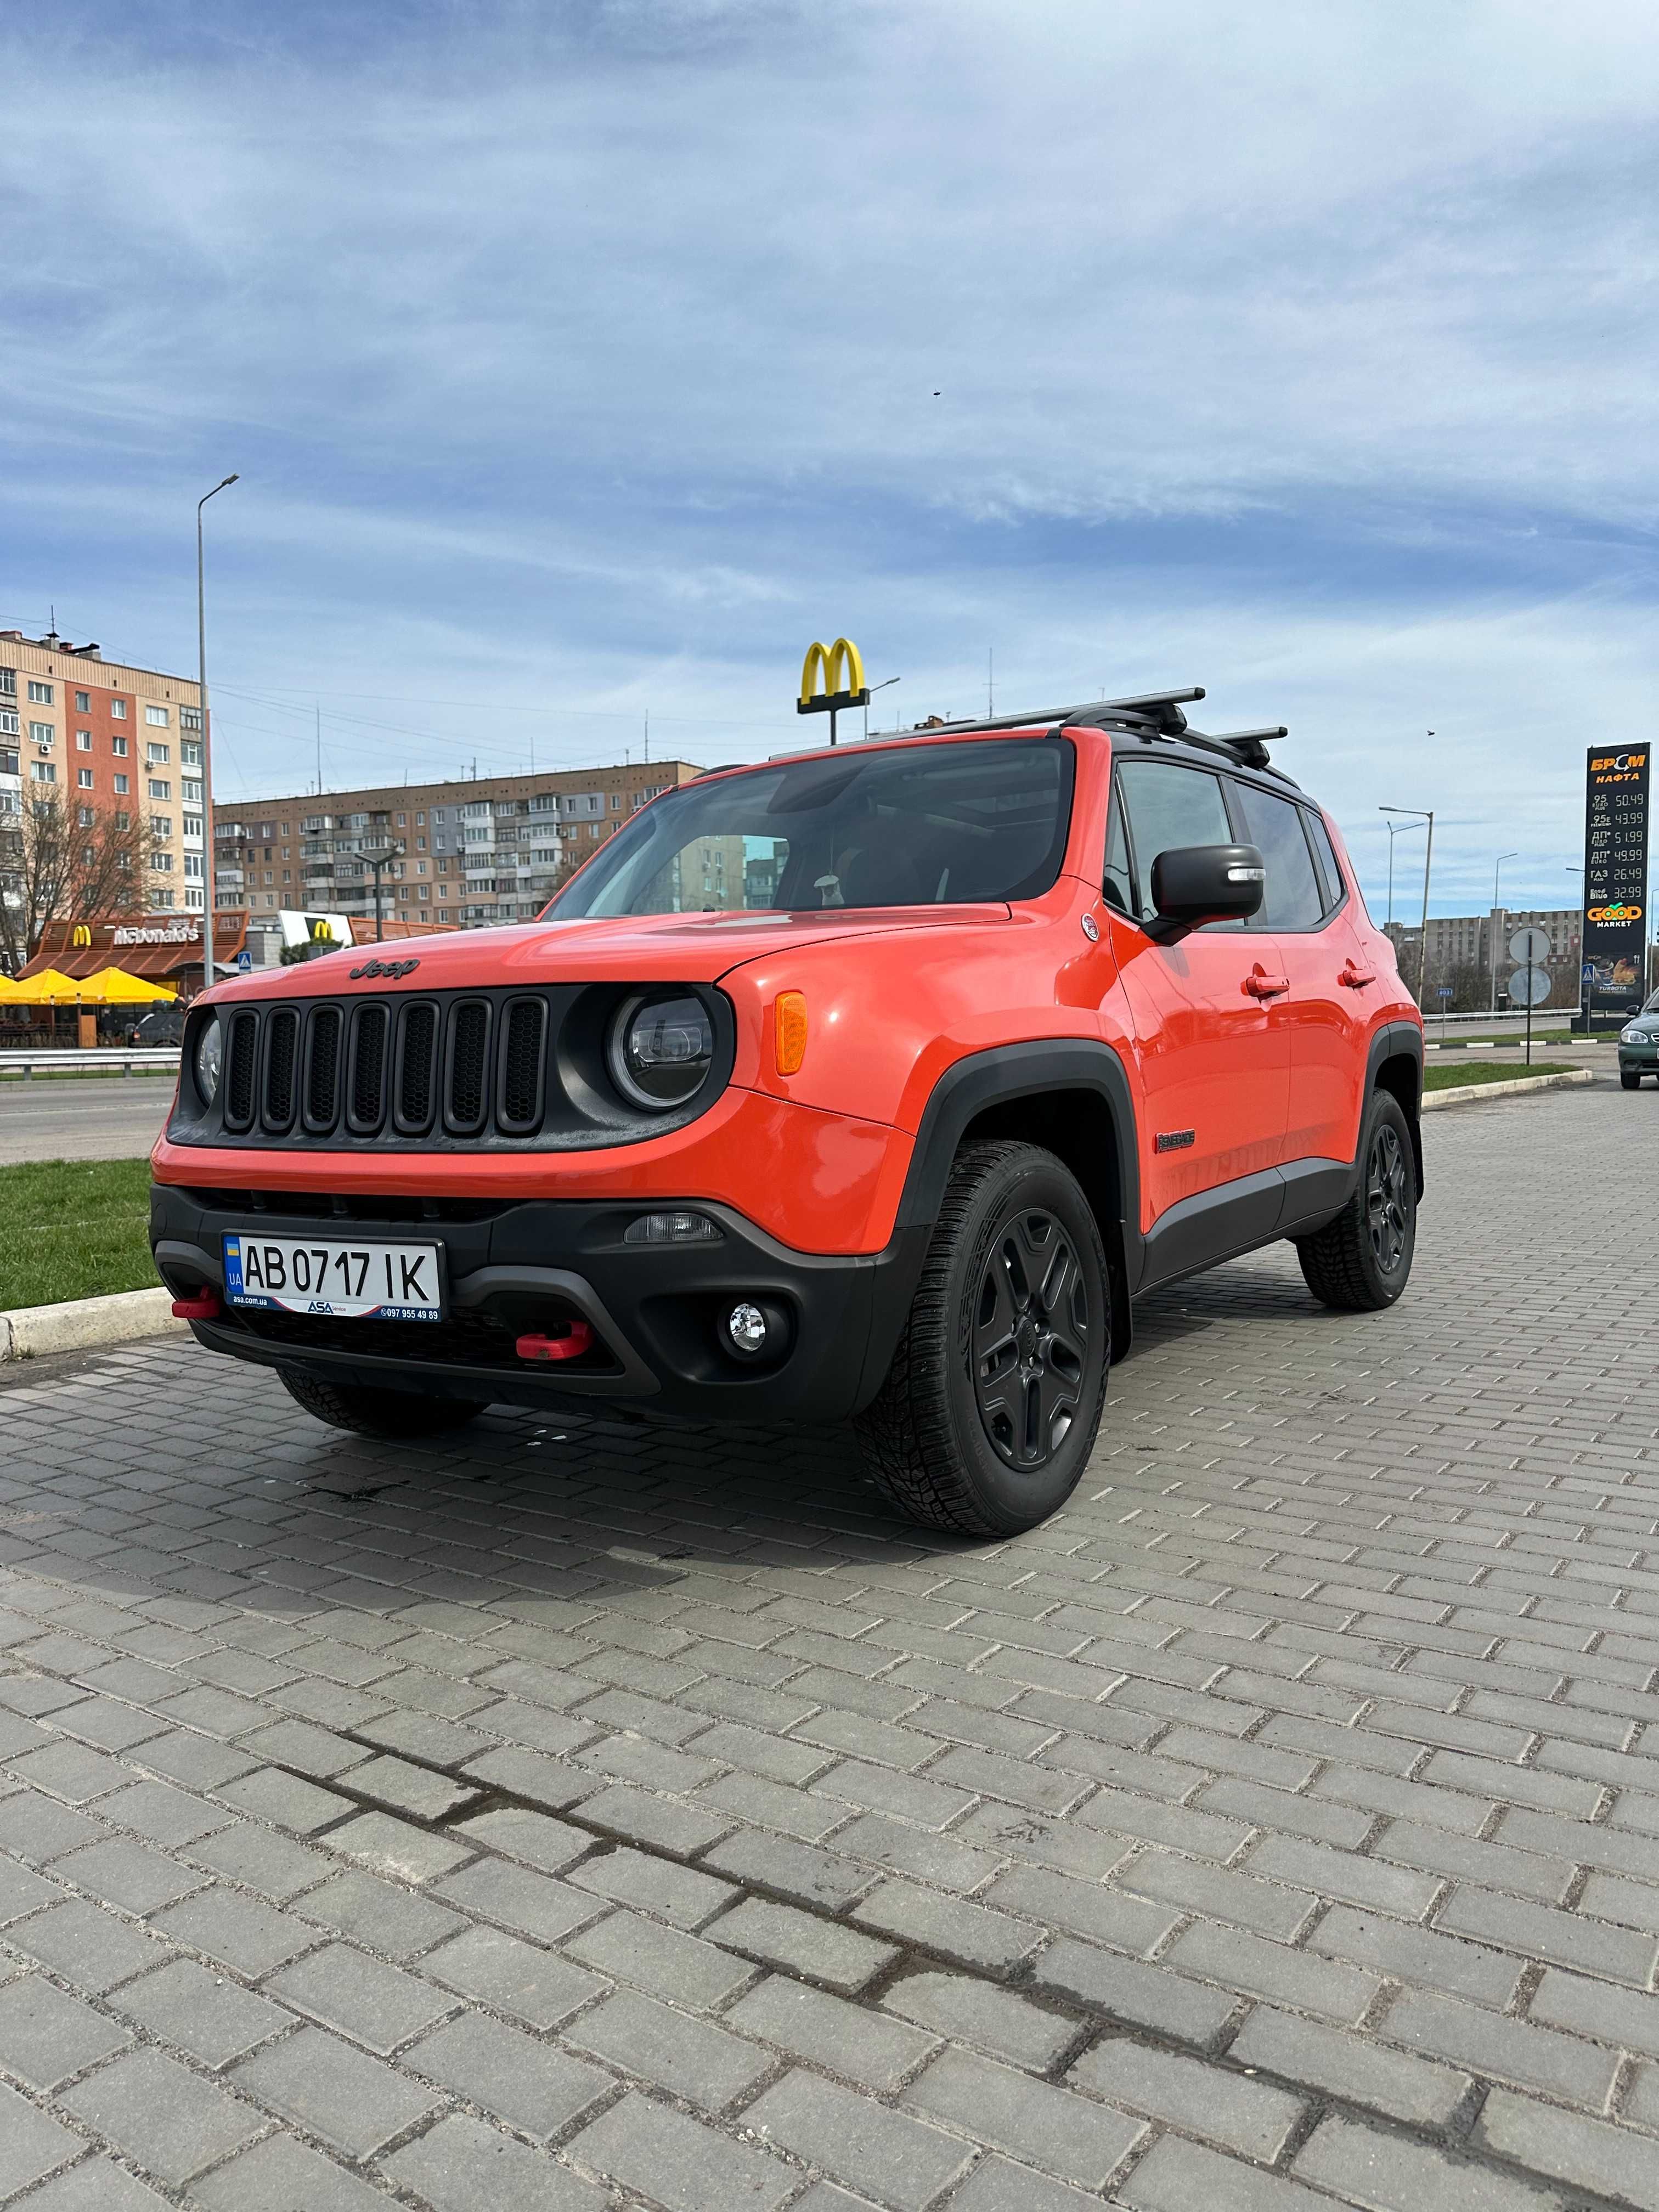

left=4, top=0, right=1656, bottom=918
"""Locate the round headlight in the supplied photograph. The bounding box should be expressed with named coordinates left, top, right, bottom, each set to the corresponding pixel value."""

left=607, top=993, right=714, bottom=1110
left=194, top=1015, right=224, bottom=1104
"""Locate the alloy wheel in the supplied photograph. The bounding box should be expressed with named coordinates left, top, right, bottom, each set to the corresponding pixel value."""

left=1366, top=1121, right=1410, bottom=1274
left=971, top=1206, right=1089, bottom=1469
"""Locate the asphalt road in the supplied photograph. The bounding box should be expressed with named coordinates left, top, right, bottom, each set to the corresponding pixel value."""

left=0, top=1081, right=1655, bottom=2210
left=0, top=1075, right=174, bottom=1165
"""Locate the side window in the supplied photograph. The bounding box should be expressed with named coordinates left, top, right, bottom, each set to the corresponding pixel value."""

left=1115, top=760, right=1234, bottom=924
left=1304, top=809, right=1346, bottom=913
left=1103, top=791, right=1134, bottom=915
left=1228, top=781, right=1324, bottom=930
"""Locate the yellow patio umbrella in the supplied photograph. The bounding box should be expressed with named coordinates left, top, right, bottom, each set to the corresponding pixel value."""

left=76, top=967, right=178, bottom=1005
left=2, top=968, right=87, bottom=1004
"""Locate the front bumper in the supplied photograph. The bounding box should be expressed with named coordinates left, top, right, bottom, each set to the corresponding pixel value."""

left=150, top=1184, right=929, bottom=1425
left=1619, top=1042, right=1659, bottom=1072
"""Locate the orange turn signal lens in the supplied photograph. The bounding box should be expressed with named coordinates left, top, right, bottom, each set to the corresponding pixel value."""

left=774, top=991, right=808, bottom=1075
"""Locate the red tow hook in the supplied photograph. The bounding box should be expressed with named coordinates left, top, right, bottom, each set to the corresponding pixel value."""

left=171, top=1293, right=222, bottom=1321
left=516, top=1320, right=594, bottom=1363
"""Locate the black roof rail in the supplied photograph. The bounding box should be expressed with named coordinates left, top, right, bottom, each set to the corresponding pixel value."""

left=783, top=686, right=1296, bottom=780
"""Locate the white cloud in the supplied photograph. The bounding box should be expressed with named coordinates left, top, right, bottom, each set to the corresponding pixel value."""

left=2, top=1, right=1655, bottom=915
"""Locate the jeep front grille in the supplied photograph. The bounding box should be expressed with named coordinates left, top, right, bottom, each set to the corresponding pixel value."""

left=348, top=1003, right=390, bottom=1133
left=396, top=1002, right=438, bottom=1131
left=500, top=998, right=546, bottom=1131
left=447, top=1000, right=490, bottom=1133
left=262, top=1008, right=298, bottom=1131
left=306, top=1007, right=342, bottom=1129
left=224, top=1010, right=258, bottom=1130
left=173, top=984, right=734, bottom=1154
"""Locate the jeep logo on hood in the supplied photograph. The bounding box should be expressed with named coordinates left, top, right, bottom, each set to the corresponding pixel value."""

left=348, top=957, right=420, bottom=980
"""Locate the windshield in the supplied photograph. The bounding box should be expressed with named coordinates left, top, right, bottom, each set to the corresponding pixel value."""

left=1644, top=990, right=1659, bottom=1013
left=545, top=738, right=1075, bottom=919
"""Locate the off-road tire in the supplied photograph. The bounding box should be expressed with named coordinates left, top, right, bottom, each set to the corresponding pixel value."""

left=279, top=1370, right=486, bottom=1439
left=1621, top=1070, right=1641, bottom=1090
left=1295, top=1088, right=1417, bottom=1312
left=855, top=1142, right=1109, bottom=1537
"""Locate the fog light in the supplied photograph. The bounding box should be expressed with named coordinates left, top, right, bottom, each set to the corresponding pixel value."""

left=723, top=1302, right=769, bottom=1357
left=623, top=1211, right=723, bottom=1245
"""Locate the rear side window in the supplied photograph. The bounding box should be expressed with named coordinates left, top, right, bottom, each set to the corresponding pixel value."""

left=1115, top=760, right=1234, bottom=924
left=1304, top=810, right=1346, bottom=911
left=1228, top=781, right=1324, bottom=931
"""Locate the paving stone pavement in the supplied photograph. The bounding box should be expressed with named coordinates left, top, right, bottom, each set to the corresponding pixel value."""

left=1, top=1080, right=1656, bottom=2210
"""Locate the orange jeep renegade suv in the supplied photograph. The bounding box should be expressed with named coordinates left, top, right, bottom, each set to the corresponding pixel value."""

left=152, top=688, right=1423, bottom=1536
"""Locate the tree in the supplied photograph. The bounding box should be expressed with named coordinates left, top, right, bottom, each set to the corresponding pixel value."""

left=1437, top=958, right=1491, bottom=1014
left=0, top=794, right=160, bottom=974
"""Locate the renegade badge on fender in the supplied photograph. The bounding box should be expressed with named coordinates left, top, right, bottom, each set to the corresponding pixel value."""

left=152, top=687, right=1423, bottom=1536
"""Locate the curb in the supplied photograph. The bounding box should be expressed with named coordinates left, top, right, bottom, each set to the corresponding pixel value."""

left=0, top=1285, right=184, bottom=1364
left=1422, top=1069, right=1595, bottom=1112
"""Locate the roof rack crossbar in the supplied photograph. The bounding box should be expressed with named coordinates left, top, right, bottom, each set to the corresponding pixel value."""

left=1185, top=724, right=1288, bottom=770
left=906, top=687, right=1205, bottom=740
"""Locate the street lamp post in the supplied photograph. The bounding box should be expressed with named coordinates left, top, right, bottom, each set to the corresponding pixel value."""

left=1380, top=808, right=1435, bottom=1014
left=1385, top=818, right=1408, bottom=928
left=196, top=474, right=239, bottom=997
left=862, top=676, right=900, bottom=742
left=362, top=842, right=405, bottom=943
left=1490, top=850, right=1519, bottom=1014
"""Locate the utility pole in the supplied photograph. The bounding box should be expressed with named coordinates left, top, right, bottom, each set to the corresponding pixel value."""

left=988, top=648, right=994, bottom=719
left=196, top=473, right=238, bottom=998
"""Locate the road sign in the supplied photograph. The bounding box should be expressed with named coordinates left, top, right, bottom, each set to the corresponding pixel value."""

left=1510, top=926, right=1550, bottom=966
left=235, top=950, right=252, bottom=973
left=1436, top=985, right=1454, bottom=999
left=1509, top=964, right=1550, bottom=1008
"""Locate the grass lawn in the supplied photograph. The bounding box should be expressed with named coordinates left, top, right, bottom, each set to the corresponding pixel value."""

left=0, top=1158, right=158, bottom=1310
left=1423, top=1060, right=1573, bottom=1092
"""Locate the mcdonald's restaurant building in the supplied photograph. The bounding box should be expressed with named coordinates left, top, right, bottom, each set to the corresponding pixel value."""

left=23, top=907, right=438, bottom=997
left=24, top=912, right=253, bottom=996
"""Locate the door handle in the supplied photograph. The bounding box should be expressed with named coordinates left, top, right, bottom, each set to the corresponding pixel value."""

left=1244, top=970, right=1290, bottom=998
left=1339, top=962, right=1376, bottom=989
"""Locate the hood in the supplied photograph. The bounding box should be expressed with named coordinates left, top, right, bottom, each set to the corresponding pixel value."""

left=201, top=905, right=1014, bottom=1003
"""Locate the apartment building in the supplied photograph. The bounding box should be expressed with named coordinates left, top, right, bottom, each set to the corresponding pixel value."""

left=1386, top=905, right=1584, bottom=1009
left=216, top=758, right=701, bottom=936
left=0, top=630, right=205, bottom=910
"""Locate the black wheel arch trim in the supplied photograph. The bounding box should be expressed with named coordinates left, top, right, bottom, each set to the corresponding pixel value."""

left=893, top=1038, right=1139, bottom=1361
left=1367, top=1019, right=1425, bottom=1198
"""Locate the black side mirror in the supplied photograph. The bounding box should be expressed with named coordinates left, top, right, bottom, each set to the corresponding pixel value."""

left=1148, top=843, right=1266, bottom=938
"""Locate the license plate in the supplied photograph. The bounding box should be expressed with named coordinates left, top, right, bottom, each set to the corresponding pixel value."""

left=222, top=1234, right=443, bottom=1321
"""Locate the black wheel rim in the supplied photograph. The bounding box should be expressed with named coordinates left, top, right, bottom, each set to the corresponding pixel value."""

left=971, top=1206, right=1089, bottom=1471
left=1366, top=1121, right=1410, bottom=1274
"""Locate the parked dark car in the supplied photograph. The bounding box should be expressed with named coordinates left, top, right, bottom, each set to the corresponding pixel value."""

left=133, top=1006, right=186, bottom=1047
